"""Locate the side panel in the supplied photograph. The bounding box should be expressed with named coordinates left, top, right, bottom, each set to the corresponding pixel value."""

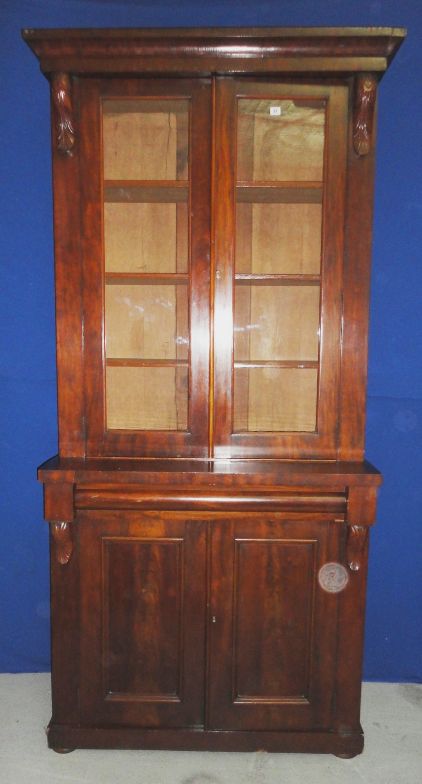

left=50, top=76, right=85, bottom=457
left=337, top=77, right=377, bottom=460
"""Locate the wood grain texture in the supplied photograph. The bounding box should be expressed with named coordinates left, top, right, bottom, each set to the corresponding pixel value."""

left=346, top=525, right=369, bottom=572
left=75, top=487, right=347, bottom=513
left=22, top=27, right=406, bottom=77
left=347, top=485, right=379, bottom=526
left=49, top=524, right=80, bottom=724
left=38, top=455, right=383, bottom=488
left=50, top=77, right=85, bottom=457
left=334, top=524, right=370, bottom=737
left=103, top=537, right=184, bottom=699
left=79, top=511, right=207, bottom=727
left=47, top=723, right=364, bottom=755
left=337, top=81, right=377, bottom=460
left=44, top=482, right=74, bottom=522
left=232, top=538, right=316, bottom=700
left=208, top=516, right=341, bottom=731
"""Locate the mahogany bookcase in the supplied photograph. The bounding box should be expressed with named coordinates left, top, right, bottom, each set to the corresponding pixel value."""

left=23, top=26, right=405, bottom=756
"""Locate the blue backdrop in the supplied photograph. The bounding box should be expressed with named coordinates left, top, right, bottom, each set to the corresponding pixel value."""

left=1, top=0, right=420, bottom=680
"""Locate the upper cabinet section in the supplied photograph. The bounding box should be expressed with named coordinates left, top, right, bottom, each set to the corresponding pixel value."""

left=23, top=28, right=405, bottom=460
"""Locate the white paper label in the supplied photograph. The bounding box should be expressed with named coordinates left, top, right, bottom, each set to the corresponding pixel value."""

left=270, top=106, right=282, bottom=116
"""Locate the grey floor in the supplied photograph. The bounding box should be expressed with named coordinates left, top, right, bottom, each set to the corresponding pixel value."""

left=0, top=675, right=421, bottom=783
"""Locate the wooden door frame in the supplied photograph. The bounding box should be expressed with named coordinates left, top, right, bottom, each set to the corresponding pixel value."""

left=212, top=78, right=349, bottom=458
left=78, top=77, right=212, bottom=458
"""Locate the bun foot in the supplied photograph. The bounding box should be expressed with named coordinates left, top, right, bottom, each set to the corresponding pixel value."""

left=52, top=747, right=76, bottom=754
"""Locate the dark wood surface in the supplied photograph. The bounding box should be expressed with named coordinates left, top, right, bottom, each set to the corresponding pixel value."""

left=22, top=26, right=405, bottom=77
left=36, top=69, right=383, bottom=461
left=79, top=512, right=207, bottom=727
left=47, top=724, right=364, bottom=755
left=39, top=455, right=382, bottom=485
left=207, top=516, right=341, bottom=731
left=50, top=76, right=85, bottom=458
left=337, top=76, right=377, bottom=460
left=23, top=26, right=403, bottom=755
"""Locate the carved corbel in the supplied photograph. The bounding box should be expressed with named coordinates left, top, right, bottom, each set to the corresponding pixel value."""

left=346, top=525, right=368, bottom=572
left=50, top=521, right=73, bottom=565
left=51, top=72, right=75, bottom=156
left=353, top=74, right=377, bottom=156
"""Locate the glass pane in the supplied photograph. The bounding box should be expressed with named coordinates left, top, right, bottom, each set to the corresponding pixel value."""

left=233, top=94, right=325, bottom=436
left=105, top=284, right=188, bottom=360
left=237, top=99, right=325, bottom=182
left=236, top=203, right=321, bottom=274
left=106, top=366, right=188, bottom=430
left=102, top=98, right=190, bottom=432
left=103, top=99, right=189, bottom=180
left=233, top=368, right=317, bottom=432
left=104, top=202, right=188, bottom=273
left=234, top=285, right=320, bottom=362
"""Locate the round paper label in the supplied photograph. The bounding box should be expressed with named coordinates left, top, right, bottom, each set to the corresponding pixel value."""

left=318, top=562, right=349, bottom=594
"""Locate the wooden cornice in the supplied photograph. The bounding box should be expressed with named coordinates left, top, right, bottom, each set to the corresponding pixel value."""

left=22, top=27, right=406, bottom=77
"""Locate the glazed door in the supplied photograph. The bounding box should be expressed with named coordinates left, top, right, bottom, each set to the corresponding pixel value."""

left=208, top=515, right=342, bottom=731
left=213, top=79, right=348, bottom=458
left=80, top=78, right=211, bottom=457
left=79, top=76, right=349, bottom=459
left=79, top=511, right=207, bottom=727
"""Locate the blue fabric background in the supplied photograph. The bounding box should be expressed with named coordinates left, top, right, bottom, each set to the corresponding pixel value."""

left=0, top=0, right=420, bottom=679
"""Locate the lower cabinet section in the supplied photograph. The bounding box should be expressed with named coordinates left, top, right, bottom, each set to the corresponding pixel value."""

left=48, top=506, right=368, bottom=755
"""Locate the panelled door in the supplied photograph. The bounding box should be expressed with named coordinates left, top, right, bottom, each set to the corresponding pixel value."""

left=78, top=511, right=342, bottom=731
left=79, top=511, right=207, bottom=727
left=207, top=515, right=342, bottom=731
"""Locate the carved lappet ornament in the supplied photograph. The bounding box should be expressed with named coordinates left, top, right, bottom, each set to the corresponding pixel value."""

left=353, top=74, right=377, bottom=156
left=51, top=522, right=73, bottom=565
left=346, top=525, right=368, bottom=572
left=51, top=72, right=75, bottom=155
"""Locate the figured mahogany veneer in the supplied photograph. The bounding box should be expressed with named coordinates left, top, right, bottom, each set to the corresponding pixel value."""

left=23, top=26, right=405, bottom=75
left=25, top=26, right=404, bottom=756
